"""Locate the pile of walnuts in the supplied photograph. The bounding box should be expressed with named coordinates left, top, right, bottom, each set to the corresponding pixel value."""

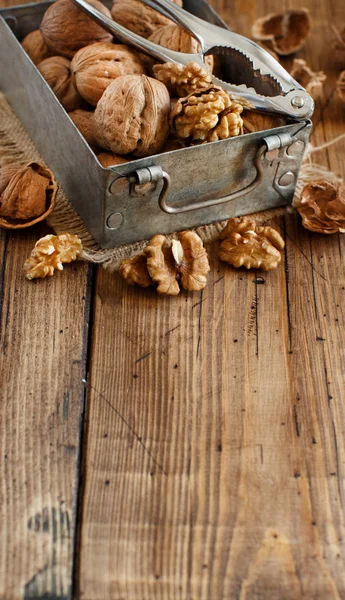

left=21, top=0, right=281, bottom=166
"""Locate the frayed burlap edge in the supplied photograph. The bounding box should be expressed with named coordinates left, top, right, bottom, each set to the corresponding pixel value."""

left=1, top=92, right=344, bottom=271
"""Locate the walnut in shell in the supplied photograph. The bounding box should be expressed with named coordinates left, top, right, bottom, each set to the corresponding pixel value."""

left=71, top=43, right=146, bottom=106
left=241, top=110, right=285, bottom=134
left=97, top=152, right=131, bottom=167
left=252, top=9, right=311, bottom=55
left=21, top=29, right=52, bottom=66
left=0, top=162, right=57, bottom=229
left=219, top=217, right=285, bottom=271
left=24, top=234, right=83, bottom=280
left=148, top=24, right=214, bottom=72
left=153, top=62, right=213, bottom=97
left=293, top=180, right=345, bottom=234
left=171, top=86, right=243, bottom=143
left=68, top=109, right=99, bottom=150
left=111, top=0, right=182, bottom=39
left=337, top=71, right=345, bottom=105
left=40, top=0, right=113, bottom=59
left=93, top=74, right=170, bottom=157
left=290, top=59, right=326, bottom=99
left=38, top=56, right=83, bottom=112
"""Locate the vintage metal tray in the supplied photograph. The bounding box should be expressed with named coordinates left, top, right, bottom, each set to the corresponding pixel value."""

left=0, top=0, right=312, bottom=248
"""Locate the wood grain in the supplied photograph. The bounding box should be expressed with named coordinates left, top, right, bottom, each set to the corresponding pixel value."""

left=77, top=0, right=345, bottom=598
left=0, top=225, right=92, bottom=600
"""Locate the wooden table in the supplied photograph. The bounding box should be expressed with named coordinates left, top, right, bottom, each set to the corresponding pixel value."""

left=1, top=0, right=345, bottom=597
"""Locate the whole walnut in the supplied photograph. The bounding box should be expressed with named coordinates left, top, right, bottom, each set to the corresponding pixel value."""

left=149, top=25, right=214, bottom=72
left=111, top=0, right=182, bottom=39
left=40, top=0, right=113, bottom=59
left=68, top=109, right=99, bottom=150
left=0, top=162, right=57, bottom=229
left=21, top=29, right=52, bottom=66
left=71, top=42, right=146, bottom=106
left=97, top=152, right=131, bottom=167
left=38, top=56, right=83, bottom=112
left=93, top=74, right=170, bottom=157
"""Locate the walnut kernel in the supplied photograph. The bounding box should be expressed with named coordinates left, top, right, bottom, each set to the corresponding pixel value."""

left=144, top=234, right=180, bottom=295
left=219, top=217, right=285, bottom=271
left=171, top=86, right=243, bottom=143
left=252, top=9, right=311, bottom=55
left=24, top=234, right=83, bottom=280
left=294, top=180, right=345, bottom=234
left=148, top=24, right=214, bottom=72
left=153, top=62, right=213, bottom=97
left=119, top=255, right=152, bottom=287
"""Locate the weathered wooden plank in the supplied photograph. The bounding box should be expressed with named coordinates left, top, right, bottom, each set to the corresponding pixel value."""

left=77, top=0, right=345, bottom=596
left=0, top=225, right=92, bottom=600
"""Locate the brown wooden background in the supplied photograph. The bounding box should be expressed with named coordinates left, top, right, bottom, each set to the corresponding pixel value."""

left=1, top=0, right=345, bottom=598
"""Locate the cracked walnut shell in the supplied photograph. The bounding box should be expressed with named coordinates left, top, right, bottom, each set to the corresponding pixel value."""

left=93, top=74, right=170, bottom=157
left=0, top=162, right=57, bottom=229
left=252, top=9, right=311, bottom=56
left=111, top=0, right=182, bottom=39
left=38, top=56, right=83, bottom=112
left=294, top=180, right=345, bottom=234
left=171, top=86, right=243, bottom=143
left=24, top=234, right=83, bottom=280
left=153, top=62, right=213, bottom=97
left=40, top=0, right=113, bottom=59
left=290, top=59, right=326, bottom=99
left=337, top=71, right=345, bottom=105
left=21, top=29, right=52, bottom=66
left=219, top=217, right=285, bottom=271
left=71, top=43, right=146, bottom=106
left=148, top=24, right=214, bottom=72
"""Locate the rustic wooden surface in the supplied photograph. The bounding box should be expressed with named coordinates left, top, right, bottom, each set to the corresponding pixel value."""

left=1, top=0, right=345, bottom=597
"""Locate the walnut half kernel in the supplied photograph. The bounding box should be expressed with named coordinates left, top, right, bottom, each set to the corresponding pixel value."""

left=119, top=231, right=210, bottom=295
left=24, top=234, right=83, bottom=280
left=219, top=217, right=285, bottom=271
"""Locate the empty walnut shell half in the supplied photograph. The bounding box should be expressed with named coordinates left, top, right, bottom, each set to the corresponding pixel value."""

left=171, top=86, right=243, bottom=143
left=149, top=24, right=214, bottom=72
left=93, top=74, right=170, bottom=157
left=68, top=109, right=99, bottom=151
left=40, top=0, right=113, bottom=59
left=21, top=29, right=52, bottom=66
left=252, top=9, right=311, bottom=55
left=332, top=24, right=345, bottom=67
left=111, top=0, right=182, bottom=39
left=295, top=180, right=345, bottom=234
left=38, top=56, right=83, bottom=112
left=71, top=42, right=146, bottom=106
left=219, top=217, right=285, bottom=271
left=290, top=59, right=326, bottom=99
left=0, top=162, right=57, bottom=229
left=337, top=71, right=345, bottom=105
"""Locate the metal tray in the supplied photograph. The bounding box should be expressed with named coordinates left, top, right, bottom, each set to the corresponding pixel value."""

left=0, top=0, right=312, bottom=248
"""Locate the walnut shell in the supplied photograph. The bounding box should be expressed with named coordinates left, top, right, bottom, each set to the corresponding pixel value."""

left=0, top=162, right=57, bottom=229
left=294, top=180, right=345, bottom=234
left=93, top=74, right=170, bottom=157
left=111, top=0, right=182, bottom=39
left=97, top=152, right=131, bottom=167
left=68, top=109, right=99, bottom=150
left=337, top=71, right=345, bottom=104
left=38, top=56, right=83, bottom=112
left=40, top=0, right=113, bottom=59
left=290, top=59, right=326, bottom=99
left=148, top=24, right=214, bottom=72
left=252, top=9, right=311, bottom=55
left=21, top=29, right=52, bottom=65
left=71, top=42, right=146, bottom=106
left=332, top=25, right=345, bottom=67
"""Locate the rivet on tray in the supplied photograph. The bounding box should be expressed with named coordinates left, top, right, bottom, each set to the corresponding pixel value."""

left=278, top=171, right=295, bottom=187
left=286, top=140, right=305, bottom=157
left=109, top=177, right=129, bottom=195
left=106, top=212, right=124, bottom=230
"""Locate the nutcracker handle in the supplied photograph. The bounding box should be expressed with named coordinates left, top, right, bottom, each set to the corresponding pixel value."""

left=158, top=143, right=266, bottom=214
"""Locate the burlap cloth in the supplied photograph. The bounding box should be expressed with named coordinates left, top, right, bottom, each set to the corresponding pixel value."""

left=1, top=92, right=342, bottom=270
